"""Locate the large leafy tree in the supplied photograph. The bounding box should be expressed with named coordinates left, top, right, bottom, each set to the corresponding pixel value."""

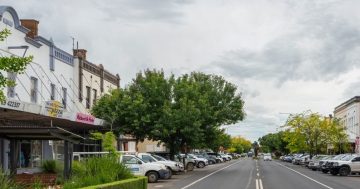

left=258, top=131, right=289, bottom=155
left=282, top=111, right=348, bottom=156
left=229, top=136, right=252, bottom=154
left=92, top=69, right=245, bottom=156
left=0, top=29, right=32, bottom=102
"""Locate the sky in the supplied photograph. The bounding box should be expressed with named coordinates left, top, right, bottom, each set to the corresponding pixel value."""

left=3, top=0, right=360, bottom=142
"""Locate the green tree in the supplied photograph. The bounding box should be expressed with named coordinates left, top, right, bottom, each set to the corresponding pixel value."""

left=92, top=70, right=245, bottom=157
left=282, top=111, right=348, bottom=156
left=229, top=136, right=252, bottom=154
left=258, top=131, right=289, bottom=155
left=0, top=29, right=32, bottom=102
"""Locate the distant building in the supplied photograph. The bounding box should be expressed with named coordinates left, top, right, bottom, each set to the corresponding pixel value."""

left=334, top=96, right=360, bottom=143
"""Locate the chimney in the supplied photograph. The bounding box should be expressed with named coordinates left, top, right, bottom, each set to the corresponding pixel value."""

left=73, top=49, right=87, bottom=60
left=20, top=19, right=39, bottom=39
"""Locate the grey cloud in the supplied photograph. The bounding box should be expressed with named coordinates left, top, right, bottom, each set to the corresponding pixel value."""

left=343, top=78, right=360, bottom=99
left=94, top=0, right=192, bottom=24
left=210, top=2, right=360, bottom=85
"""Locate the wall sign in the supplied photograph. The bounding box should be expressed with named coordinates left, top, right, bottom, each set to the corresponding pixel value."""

left=43, top=100, right=64, bottom=118
left=0, top=98, right=24, bottom=111
left=76, top=112, right=95, bottom=124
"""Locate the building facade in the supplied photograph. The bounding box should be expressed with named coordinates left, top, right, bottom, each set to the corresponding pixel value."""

left=0, top=6, right=119, bottom=175
left=334, top=96, right=360, bottom=144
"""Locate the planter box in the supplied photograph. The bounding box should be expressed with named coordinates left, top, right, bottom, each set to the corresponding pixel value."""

left=14, top=173, right=57, bottom=187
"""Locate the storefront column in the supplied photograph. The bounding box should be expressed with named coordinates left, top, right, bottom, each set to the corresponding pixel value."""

left=63, top=140, right=73, bottom=180
left=9, top=139, right=19, bottom=175
left=0, top=138, right=4, bottom=170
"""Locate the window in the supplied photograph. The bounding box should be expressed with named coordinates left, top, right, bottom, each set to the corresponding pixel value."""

left=141, top=155, right=156, bottom=163
left=62, top=87, right=67, bottom=109
left=86, top=86, right=91, bottom=109
left=7, top=72, right=16, bottom=98
left=30, top=77, right=38, bottom=103
left=92, top=89, right=97, bottom=105
left=50, top=83, right=56, bottom=100
left=353, top=157, right=360, bottom=162
left=122, top=156, right=138, bottom=164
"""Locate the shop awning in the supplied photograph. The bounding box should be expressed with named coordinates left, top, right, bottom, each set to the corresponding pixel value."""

left=0, top=125, right=85, bottom=144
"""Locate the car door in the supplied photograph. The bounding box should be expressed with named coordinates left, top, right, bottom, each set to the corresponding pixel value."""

left=351, top=157, right=360, bottom=171
left=122, top=156, right=143, bottom=176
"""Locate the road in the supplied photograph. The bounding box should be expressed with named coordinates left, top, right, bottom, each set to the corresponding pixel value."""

left=148, top=158, right=360, bottom=189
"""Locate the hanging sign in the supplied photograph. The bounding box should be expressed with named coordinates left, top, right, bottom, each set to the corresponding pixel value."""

left=0, top=98, right=24, bottom=111
left=43, top=100, right=64, bottom=118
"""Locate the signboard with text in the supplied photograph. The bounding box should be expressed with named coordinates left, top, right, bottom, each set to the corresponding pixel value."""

left=76, top=112, right=95, bottom=124
left=43, top=100, right=64, bottom=118
left=0, top=98, right=24, bottom=111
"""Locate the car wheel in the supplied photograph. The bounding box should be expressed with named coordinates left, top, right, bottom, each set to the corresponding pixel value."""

left=339, top=167, right=350, bottom=176
left=146, top=171, right=159, bottom=183
left=165, top=167, right=172, bottom=179
left=187, top=163, right=195, bottom=171
left=330, top=170, right=338, bottom=176
left=321, top=170, right=328, bottom=174
left=197, top=161, right=205, bottom=168
left=311, top=168, right=317, bottom=171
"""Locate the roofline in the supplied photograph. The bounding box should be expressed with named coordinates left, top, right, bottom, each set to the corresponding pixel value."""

left=334, top=96, right=360, bottom=113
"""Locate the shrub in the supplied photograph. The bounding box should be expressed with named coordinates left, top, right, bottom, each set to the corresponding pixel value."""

left=63, top=155, right=133, bottom=189
left=0, top=168, right=21, bottom=189
left=41, top=160, right=57, bottom=173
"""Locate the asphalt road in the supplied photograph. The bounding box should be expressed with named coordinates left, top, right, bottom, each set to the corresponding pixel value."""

left=148, top=158, right=360, bottom=189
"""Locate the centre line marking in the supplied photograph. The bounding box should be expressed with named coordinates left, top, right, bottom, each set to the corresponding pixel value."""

left=255, top=179, right=264, bottom=189
left=276, top=162, right=333, bottom=189
left=180, top=160, right=242, bottom=189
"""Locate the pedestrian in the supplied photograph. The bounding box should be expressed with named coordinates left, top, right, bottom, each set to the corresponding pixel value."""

left=355, top=136, right=360, bottom=154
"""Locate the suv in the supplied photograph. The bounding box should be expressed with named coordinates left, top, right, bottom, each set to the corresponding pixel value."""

left=328, top=155, right=360, bottom=176
left=120, top=154, right=170, bottom=183
left=308, top=155, right=329, bottom=171
left=174, top=154, right=196, bottom=171
left=137, top=153, right=184, bottom=178
left=187, top=154, right=209, bottom=168
left=321, top=154, right=349, bottom=173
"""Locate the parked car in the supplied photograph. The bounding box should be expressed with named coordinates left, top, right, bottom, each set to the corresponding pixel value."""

left=328, top=154, right=360, bottom=176
left=308, top=155, right=329, bottom=171
left=206, top=152, right=224, bottom=163
left=187, top=154, right=209, bottom=168
left=120, top=154, right=170, bottom=183
left=263, top=153, right=272, bottom=161
left=174, top=154, right=196, bottom=171
left=321, top=154, right=350, bottom=174
left=283, top=155, right=294, bottom=163
left=196, top=154, right=216, bottom=165
left=137, top=153, right=184, bottom=177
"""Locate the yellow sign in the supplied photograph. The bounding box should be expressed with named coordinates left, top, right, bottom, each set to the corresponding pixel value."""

left=44, top=101, right=64, bottom=118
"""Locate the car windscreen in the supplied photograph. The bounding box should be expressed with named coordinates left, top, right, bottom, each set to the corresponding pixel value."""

left=341, top=155, right=355, bottom=161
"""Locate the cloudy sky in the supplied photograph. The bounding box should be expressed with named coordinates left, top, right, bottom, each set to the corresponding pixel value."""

left=4, top=0, right=360, bottom=142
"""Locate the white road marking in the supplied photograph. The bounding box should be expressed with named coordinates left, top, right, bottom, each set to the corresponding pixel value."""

left=256, top=179, right=264, bottom=189
left=259, top=179, right=263, bottom=189
left=276, top=162, right=333, bottom=189
left=257, top=172, right=260, bottom=177
left=154, top=185, right=164, bottom=188
left=180, top=161, right=241, bottom=189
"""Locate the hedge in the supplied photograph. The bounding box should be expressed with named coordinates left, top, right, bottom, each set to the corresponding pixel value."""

left=79, top=177, right=147, bottom=189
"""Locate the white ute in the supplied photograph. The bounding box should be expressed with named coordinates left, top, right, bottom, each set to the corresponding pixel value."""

left=137, top=153, right=184, bottom=178
left=120, top=154, right=170, bottom=183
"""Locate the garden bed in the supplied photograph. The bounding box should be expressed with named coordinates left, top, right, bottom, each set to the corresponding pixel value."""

left=79, top=176, right=147, bottom=189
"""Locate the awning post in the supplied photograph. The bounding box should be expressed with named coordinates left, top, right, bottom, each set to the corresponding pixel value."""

left=9, top=139, right=19, bottom=175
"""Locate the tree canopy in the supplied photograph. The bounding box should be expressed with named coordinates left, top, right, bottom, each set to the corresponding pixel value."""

left=0, top=29, right=32, bottom=102
left=92, top=69, right=245, bottom=155
left=281, top=111, right=349, bottom=156
left=228, top=136, right=252, bottom=154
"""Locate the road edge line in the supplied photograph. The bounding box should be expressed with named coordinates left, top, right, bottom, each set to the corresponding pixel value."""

left=276, top=162, right=333, bottom=189
left=180, top=160, right=241, bottom=189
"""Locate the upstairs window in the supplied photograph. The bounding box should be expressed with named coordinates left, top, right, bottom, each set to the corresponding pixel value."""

left=86, top=86, right=91, bottom=109
left=92, top=89, right=97, bottom=105
left=7, top=72, right=16, bottom=98
left=30, top=77, right=38, bottom=103
left=62, top=87, right=67, bottom=109
left=50, top=83, right=56, bottom=100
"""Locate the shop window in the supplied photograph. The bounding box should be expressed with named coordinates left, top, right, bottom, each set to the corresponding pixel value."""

left=19, top=140, right=42, bottom=168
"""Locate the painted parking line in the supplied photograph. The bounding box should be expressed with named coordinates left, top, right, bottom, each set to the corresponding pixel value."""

left=276, top=162, right=333, bottom=189
left=180, top=160, right=242, bottom=189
